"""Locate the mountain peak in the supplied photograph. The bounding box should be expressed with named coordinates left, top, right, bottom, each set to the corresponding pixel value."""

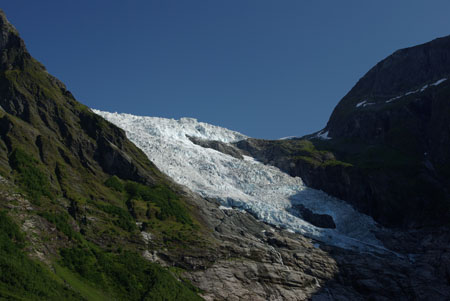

left=0, top=9, right=10, bottom=25
left=0, top=10, right=28, bottom=71
left=0, top=9, right=19, bottom=46
left=326, top=34, right=450, bottom=139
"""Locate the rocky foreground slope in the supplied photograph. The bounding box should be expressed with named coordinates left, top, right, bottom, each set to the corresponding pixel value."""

left=0, top=9, right=449, bottom=300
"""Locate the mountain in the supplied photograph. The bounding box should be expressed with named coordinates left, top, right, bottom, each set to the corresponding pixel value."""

left=1, top=9, right=450, bottom=300
left=234, top=36, right=450, bottom=229
left=0, top=9, right=207, bottom=299
left=323, top=35, right=450, bottom=227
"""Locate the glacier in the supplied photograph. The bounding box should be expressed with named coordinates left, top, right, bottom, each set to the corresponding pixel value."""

left=94, top=110, right=387, bottom=252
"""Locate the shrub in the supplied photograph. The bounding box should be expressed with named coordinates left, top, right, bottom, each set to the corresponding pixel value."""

left=39, top=211, right=82, bottom=241
left=60, top=245, right=202, bottom=300
left=104, top=176, right=124, bottom=192
left=9, top=148, right=52, bottom=201
left=97, top=204, right=136, bottom=232
left=124, top=181, right=193, bottom=225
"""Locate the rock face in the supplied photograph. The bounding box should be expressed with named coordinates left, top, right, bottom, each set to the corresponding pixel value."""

left=187, top=135, right=244, bottom=159
left=327, top=35, right=450, bottom=139
left=322, top=35, right=450, bottom=228
left=290, top=204, right=336, bottom=229
left=174, top=190, right=450, bottom=300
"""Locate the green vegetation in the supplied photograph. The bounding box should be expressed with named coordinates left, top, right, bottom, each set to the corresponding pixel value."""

left=104, top=175, right=124, bottom=192
left=312, top=137, right=420, bottom=172
left=0, top=210, right=202, bottom=300
left=104, top=175, right=197, bottom=231
left=102, top=176, right=204, bottom=248
left=97, top=203, right=137, bottom=232
left=5, top=59, right=64, bottom=103
left=9, top=148, right=53, bottom=201
left=120, top=178, right=193, bottom=225
left=39, top=211, right=82, bottom=242
left=0, top=211, right=81, bottom=300
left=273, top=139, right=352, bottom=168
left=60, top=245, right=202, bottom=300
left=53, top=263, right=111, bottom=301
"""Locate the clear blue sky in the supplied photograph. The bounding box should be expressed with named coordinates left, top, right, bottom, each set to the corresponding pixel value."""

left=3, top=1, right=450, bottom=139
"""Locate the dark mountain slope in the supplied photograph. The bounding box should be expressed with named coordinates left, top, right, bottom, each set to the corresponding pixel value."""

left=328, top=35, right=450, bottom=136
left=0, top=9, right=161, bottom=195
left=235, top=36, right=450, bottom=228
left=0, top=9, right=206, bottom=299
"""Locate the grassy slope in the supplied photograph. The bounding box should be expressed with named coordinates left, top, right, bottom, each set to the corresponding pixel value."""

left=0, top=211, right=83, bottom=300
left=0, top=15, right=207, bottom=300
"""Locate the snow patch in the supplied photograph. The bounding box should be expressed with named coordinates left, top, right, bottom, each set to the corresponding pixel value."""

left=404, top=89, right=419, bottom=96
left=432, top=78, right=447, bottom=86
left=316, top=130, right=331, bottom=140
left=386, top=78, right=448, bottom=103
left=279, top=136, right=299, bottom=140
left=95, top=110, right=386, bottom=253
left=386, top=95, right=402, bottom=103
left=356, top=100, right=375, bottom=108
left=356, top=100, right=368, bottom=108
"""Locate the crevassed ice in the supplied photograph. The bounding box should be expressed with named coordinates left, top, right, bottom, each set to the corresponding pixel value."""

left=94, top=110, right=386, bottom=252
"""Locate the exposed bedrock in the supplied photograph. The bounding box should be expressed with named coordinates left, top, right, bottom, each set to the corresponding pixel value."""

left=162, top=191, right=450, bottom=300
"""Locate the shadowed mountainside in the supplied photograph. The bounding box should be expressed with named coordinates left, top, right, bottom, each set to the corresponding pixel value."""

left=234, top=36, right=450, bottom=229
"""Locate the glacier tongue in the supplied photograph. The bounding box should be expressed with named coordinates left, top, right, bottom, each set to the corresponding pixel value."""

left=94, top=110, right=386, bottom=252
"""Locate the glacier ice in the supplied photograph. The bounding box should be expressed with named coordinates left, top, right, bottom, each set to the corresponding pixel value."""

left=94, top=110, right=388, bottom=252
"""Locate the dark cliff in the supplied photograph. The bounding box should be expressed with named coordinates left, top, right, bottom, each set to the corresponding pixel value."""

left=236, top=36, right=450, bottom=228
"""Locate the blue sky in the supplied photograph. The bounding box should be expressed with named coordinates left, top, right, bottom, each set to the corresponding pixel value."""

left=3, top=1, right=450, bottom=139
